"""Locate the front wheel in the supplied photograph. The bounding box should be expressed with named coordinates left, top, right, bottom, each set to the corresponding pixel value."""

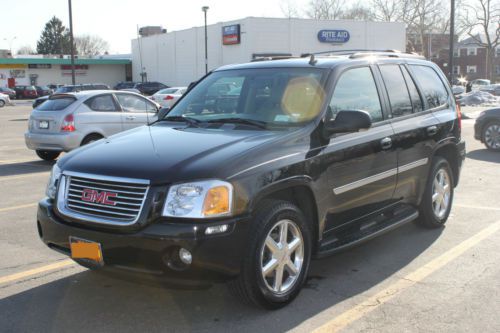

left=417, top=157, right=454, bottom=228
left=36, top=150, right=60, bottom=161
left=482, top=121, right=500, bottom=151
left=228, top=200, right=311, bottom=309
left=0, top=100, right=5, bottom=107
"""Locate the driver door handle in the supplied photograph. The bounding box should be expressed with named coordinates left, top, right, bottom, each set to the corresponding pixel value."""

left=380, top=137, right=392, bottom=150
left=126, top=116, right=136, bottom=120
left=427, top=125, right=438, bottom=136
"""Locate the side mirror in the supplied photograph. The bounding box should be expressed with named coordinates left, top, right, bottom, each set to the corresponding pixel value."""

left=157, top=107, right=170, bottom=120
left=324, top=110, right=372, bottom=136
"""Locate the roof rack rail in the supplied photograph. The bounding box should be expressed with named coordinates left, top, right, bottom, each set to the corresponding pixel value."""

left=251, top=56, right=298, bottom=62
left=300, top=49, right=425, bottom=59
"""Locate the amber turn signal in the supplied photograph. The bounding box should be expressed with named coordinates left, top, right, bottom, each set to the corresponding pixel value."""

left=202, top=186, right=230, bottom=216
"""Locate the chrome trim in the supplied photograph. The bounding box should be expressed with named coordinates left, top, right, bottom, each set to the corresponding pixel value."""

left=228, top=153, right=301, bottom=179
left=56, top=171, right=150, bottom=226
left=333, top=158, right=429, bottom=195
left=398, top=158, right=428, bottom=173
left=333, top=168, right=398, bottom=195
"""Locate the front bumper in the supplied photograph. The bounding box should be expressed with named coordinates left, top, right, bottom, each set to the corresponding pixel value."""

left=37, top=198, right=250, bottom=287
left=25, top=131, right=82, bottom=152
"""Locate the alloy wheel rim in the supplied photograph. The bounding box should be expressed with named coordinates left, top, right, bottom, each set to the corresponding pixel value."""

left=260, top=219, right=304, bottom=294
left=485, top=124, right=500, bottom=149
left=432, top=168, right=451, bottom=219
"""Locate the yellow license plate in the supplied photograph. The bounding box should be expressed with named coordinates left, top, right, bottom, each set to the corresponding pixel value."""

left=70, top=237, right=103, bottom=264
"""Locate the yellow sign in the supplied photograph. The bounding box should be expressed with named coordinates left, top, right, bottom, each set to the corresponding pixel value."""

left=0, top=64, right=27, bottom=69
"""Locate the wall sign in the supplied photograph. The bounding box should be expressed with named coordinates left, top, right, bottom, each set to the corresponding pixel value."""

left=61, top=65, right=88, bottom=70
left=223, top=24, right=240, bottom=45
left=317, top=30, right=350, bottom=43
left=28, top=64, right=51, bottom=69
left=9, top=70, right=26, bottom=78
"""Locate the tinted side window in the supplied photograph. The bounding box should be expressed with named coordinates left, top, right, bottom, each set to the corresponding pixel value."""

left=409, top=65, right=449, bottom=109
left=87, top=95, right=117, bottom=111
left=329, top=67, right=383, bottom=122
left=401, top=66, right=423, bottom=112
left=379, top=65, right=413, bottom=118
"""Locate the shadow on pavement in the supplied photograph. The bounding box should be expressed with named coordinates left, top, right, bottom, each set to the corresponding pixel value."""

left=0, top=160, right=54, bottom=177
left=466, top=149, right=500, bottom=163
left=0, top=223, right=443, bottom=332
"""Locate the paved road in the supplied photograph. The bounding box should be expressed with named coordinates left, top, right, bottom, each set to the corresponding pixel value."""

left=0, top=104, right=499, bottom=332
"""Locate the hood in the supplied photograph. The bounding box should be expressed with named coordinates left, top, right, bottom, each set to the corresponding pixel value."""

left=58, top=123, right=287, bottom=184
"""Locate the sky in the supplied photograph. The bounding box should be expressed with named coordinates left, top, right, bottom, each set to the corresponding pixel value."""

left=0, top=0, right=307, bottom=54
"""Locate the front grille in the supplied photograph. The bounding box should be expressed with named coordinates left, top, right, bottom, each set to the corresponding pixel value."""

left=64, top=174, right=149, bottom=224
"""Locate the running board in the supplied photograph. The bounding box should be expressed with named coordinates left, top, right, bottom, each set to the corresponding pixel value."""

left=316, top=205, right=419, bottom=258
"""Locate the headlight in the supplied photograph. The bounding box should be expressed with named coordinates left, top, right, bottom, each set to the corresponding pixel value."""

left=45, top=164, right=62, bottom=199
left=162, top=180, right=233, bottom=218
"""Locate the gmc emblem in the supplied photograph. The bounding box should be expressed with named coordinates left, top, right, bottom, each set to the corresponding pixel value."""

left=81, top=188, right=117, bottom=206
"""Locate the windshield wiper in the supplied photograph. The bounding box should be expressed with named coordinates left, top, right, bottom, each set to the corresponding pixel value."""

left=160, top=115, right=202, bottom=127
left=206, top=118, right=267, bottom=129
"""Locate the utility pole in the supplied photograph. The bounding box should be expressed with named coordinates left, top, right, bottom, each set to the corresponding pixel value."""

left=448, top=0, right=455, bottom=83
left=202, top=6, right=209, bottom=74
left=68, top=0, right=76, bottom=85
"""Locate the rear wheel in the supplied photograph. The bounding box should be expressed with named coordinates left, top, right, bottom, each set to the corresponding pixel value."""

left=482, top=121, right=500, bottom=151
left=228, top=200, right=311, bottom=309
left=81, top=134, right=103, bottom=146
left=0, top=100, right=5, bottom=107
left=36, top=150, right=60, bottom=161
left=417, top=157, right=454, bottom=228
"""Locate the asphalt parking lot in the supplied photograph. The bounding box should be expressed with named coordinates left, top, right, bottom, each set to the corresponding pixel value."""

left=0, top=103, right=499, bottom=333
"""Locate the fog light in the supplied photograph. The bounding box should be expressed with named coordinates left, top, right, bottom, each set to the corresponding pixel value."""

left=205, top=224, right=229, bottom=235
left=179, top=248, right=192, bottom=265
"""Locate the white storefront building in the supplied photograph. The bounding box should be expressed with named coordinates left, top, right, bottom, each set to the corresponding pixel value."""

left=131, top=17, right=406, bottom=86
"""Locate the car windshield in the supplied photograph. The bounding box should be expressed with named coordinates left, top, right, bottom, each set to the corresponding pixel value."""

left=157, top=88, right=179, bottom=94
left=165, top=68, right=328, bottom=129
left=55, top=87, right=76, bottom=93
left=36, top=97, right=76, bottom=111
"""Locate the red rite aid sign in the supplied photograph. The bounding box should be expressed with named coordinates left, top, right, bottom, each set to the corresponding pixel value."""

left=223, top=24, right=240, bottom=45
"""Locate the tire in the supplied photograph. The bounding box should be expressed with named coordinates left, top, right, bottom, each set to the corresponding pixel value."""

left=81, top=134, right=103, bottom=146
left=36, top=150, right=60, bottom=161
left=482, top=120, right=500, bottom=151
left=417, top=157, right=454, bottom=228
left=0, top=100, right=5, bottom=108
left=228, top=200, right=312, bottom=309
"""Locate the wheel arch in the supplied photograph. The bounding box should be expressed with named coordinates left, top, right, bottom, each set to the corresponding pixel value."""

left=248, top=177, right=320, bottom=254
left=432, top=140, right=460, bottom=187
left=81, top=132, right=105, bottom=146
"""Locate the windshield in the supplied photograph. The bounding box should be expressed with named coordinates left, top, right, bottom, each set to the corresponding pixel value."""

left=55, top=86, right=76, bottom=93
left=165, top=68, right=328, bottom=129
left=158, top=88, right=179, bottom=94
left=36, top=97, right=76, bottom=111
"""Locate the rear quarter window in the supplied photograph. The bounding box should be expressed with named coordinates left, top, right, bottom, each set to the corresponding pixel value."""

left=36, top=97, right=76, bottom=111
left=409, top=65, right=449, bottom=109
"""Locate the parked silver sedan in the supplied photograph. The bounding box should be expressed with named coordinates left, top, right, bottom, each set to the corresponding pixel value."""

left=25, top=90, right=160, bottom=160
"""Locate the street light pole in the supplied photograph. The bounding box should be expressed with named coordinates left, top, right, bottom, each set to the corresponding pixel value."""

left=68, top=0, right=76, bottom=85
left=448, top=0, right=455, bottom=83
left=202, top=6, right=209, bottom=74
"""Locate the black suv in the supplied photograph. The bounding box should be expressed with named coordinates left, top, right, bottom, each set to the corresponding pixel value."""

left=32, top=84, right=110, bottom=108
left=133, top=81, right=168, bottom=95
left=37, top=51, right=465, bottom=309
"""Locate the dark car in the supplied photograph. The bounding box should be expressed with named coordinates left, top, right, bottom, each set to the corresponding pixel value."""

left=35, top=85, right=52, bottom=97
left=114, top=81, right=138, bottom=90
left=14, top=85, right=38, bottom=99
left=0, top=87, right=16, bottom=99
left=474, top=107, right=500, bottom=151
left=133, top=81, right=168, bottom=95
left=37, top=50, right=465, bottom=309
left=32, top=84, right=110, bottom=108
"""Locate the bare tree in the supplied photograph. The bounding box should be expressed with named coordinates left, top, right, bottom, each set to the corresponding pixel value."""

left=17, top=45, right=36, bottom=55
left=371, top=0, right=405, bottom=21
left=280, top=0, right=301, bottom=18
left=460, top=0, right=500, bottom=80
left=74, top=34, right=109, bottom=56
left=341, top=2, right=374, bottom=20
left=305, top=0, right=345, bottom=20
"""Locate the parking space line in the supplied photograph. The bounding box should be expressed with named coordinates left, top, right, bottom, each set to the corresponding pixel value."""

left=0, top=203, right=37, bottom=213
left=455, top=204, right=500, bottom=211
left=0, top=259, right=74, bottom=285
left=0, top=173, right=49, bottom=182
left=313, top=220, right=500, bottom=333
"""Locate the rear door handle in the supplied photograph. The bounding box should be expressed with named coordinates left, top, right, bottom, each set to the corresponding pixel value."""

left=126, top=116, right=136, bottom=120
left=380, top=137, right=392, bottom=150
left=427, top=126, right=438, bottom=136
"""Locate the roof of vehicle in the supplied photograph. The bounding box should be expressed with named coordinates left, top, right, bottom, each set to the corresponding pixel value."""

left=50, top=90, right=147, bottom=100
left=216, top=50, right=429, bottom=71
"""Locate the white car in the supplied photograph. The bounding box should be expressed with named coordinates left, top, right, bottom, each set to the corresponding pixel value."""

left=151, top=87, right=187, bottom=108
left=0, top=93, right=12, bottom=107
